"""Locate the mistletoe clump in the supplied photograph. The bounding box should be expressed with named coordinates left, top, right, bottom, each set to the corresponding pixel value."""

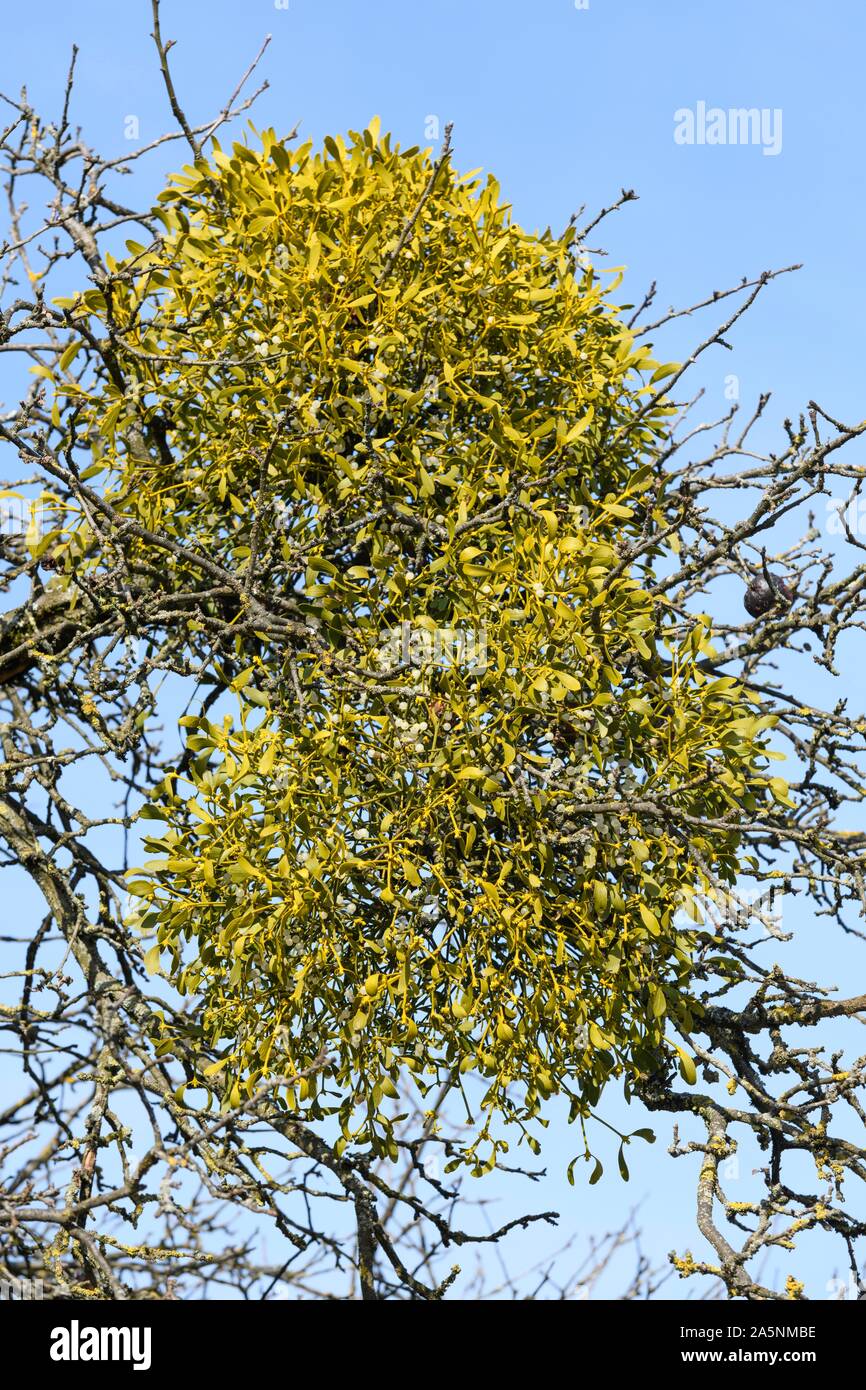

left=41, top=124, right=788, bottom=1169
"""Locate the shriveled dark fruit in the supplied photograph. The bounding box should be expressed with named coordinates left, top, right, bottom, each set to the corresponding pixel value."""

left=744, top=576, right=794, bottom=618
left=552, top=718, right=580, bottom=751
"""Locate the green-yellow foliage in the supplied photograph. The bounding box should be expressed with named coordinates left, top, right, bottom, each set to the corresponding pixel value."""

left=44, top=121, right=787, bottom=1170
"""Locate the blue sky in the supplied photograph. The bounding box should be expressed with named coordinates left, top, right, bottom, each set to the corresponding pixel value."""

left=2, top=0, right=865, bottom=1298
